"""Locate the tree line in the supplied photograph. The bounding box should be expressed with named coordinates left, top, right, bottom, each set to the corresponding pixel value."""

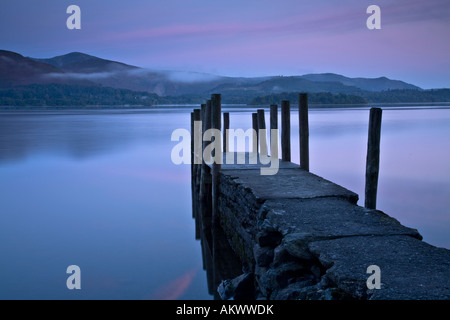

left=0, top=84, right=159, bottom=107
left=249, top=89, right=450, bottom=105
left=1, top=84, right=449, bottom=107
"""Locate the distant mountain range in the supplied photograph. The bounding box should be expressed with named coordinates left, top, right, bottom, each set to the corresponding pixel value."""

left=34, top=52, right=140, bottom=74
left=1, top=49, right=449, bottom=107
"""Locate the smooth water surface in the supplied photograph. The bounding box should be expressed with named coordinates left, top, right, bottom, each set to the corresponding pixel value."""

left=0, top=109, right=210, bottom=299
left=0, top=106, right=449, bottom=299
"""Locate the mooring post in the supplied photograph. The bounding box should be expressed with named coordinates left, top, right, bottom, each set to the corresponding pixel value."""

left=257, top=109, right=267, bottom=157
left=194, top=104, right=206, bottom=236
left=200, top=102, right=211, bottom=194
left=281, top=100, right=291, bottom=162
left=192, top=109, right=201, bottom=220
left=270, top=104, right=278, bottom=130
left=190, top=112, right=194, bottom=169
left=299, top=93, right=310, bottom=171
left=365, top=107, right=383, bottom=210
left=199, top=100, right=212, bottom=236
left=211, top=94, right=222, bottom=227
left=223, top=112, right=230, bottom=153
left=211, top=94, right=222, bottom=295
left=252, top=112, right=259, bottom=154
left=193, top=109, right=201, bottom=166
left=193, top=108, right=202, bottom=164
left=270, top=104, right=278, bottom=158
left=199, top=104, right=206, bottom=183
left=190, top=112, right=195, bottom=219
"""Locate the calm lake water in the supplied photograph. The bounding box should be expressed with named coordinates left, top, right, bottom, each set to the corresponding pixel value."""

left=0, top=105, right=449, bottom=299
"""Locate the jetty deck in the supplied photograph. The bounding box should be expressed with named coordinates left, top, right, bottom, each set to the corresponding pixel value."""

left=191, top=94, right=450, bottom=300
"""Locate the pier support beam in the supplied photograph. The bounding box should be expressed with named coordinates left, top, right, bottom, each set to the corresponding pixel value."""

left=281, top=100, right=291, bottom=162
left=192, top=109, right=201, bottom=223
left=365, top=107, right=383, bottom=209
left=199, top=100, right=212, bottom=236
left=252, top=113, right=258, bottom=154
left=299, top=93, right=309, bottom=172
left=270, top=104, right=278, bottom=150
left=223, top=112, right=229, bottom=153
left=190, top=112, right=195, bottom=218
left=257, top=109, right=267, bottom=157
left=211, top=94, right=222, bottom=227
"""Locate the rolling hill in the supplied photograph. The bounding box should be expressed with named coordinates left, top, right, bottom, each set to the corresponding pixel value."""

left=33, top=52, right=139, bottom=74
left=2, top=49, right=449, bottom=106
left=1, top=50, right=423, bottom=95
left=0, top=50, right=63, bottom=87
left=301, top=73, right=420, bottom=91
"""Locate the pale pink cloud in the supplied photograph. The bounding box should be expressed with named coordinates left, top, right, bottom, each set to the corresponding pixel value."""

left=103, top=20, right=289, bottom=42
left=4, top=0, right=448, bottom=87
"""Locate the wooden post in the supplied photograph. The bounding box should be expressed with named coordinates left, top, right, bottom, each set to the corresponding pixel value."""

left=201, top=100, right=212, bottom=179
left=252, top=112, right=258, bottom=154
left=195, top=104, right=206, bottom=228
left=299, top=93, right=309, bottom=171
left=190, top=112, right=195, bottom=218
left=270, top=104, right=278, bottom=157
left=211, top=94, right=221, bottom=227
left=192, top=109, right=201, bottom=220
left=223, top=112, right=230, bottom=153
left=199, top=100, right=212, bottom=237
left=210, top=94, right=222, bottom=296
left=201, top=100, right=212, bottom=170
left=281, top=100, right=291, bottom=162
left=203, top=100, right=212, bottom=149
left=193, top=108, right=201, bottom=164
left=199, top=103, right=206, bottom=168
left=193, top=108, right=201, bottom=168
left=365, top=107, right=383, bottom=210
left=190, top=112, right=194, bottom=170
left=257, top=109, right=267, bottom=156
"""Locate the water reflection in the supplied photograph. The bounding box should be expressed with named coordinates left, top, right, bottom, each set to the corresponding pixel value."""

left=191, top=105, right=450, bottom=299
left=0, top=109, right=211, bottom=299
left=0, top=110, right=176, bottom=163
left=191, top=189, right=243, bottom=300
left=0, top=106, right=449, bottom=300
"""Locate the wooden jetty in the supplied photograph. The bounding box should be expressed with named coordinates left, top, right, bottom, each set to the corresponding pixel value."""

left=190, top=94, right=450, bottom=300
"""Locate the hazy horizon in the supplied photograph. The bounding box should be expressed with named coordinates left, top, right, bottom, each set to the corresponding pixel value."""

left=3, top=49, right=447, bottom=91
left=1, top=0, right=449, bottom=89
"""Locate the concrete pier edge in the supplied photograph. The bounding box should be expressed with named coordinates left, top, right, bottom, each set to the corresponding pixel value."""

left=196, top=153, right=450, bottom=300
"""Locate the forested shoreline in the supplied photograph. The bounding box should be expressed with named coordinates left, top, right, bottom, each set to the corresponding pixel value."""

left=1, top=83, right=449, bottom=107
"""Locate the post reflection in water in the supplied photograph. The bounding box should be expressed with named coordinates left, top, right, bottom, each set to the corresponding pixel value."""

left=191, top=158, right=243, bottom=300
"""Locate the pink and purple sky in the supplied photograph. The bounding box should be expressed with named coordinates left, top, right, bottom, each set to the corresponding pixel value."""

left=1, top=0, right=449, bottom=88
